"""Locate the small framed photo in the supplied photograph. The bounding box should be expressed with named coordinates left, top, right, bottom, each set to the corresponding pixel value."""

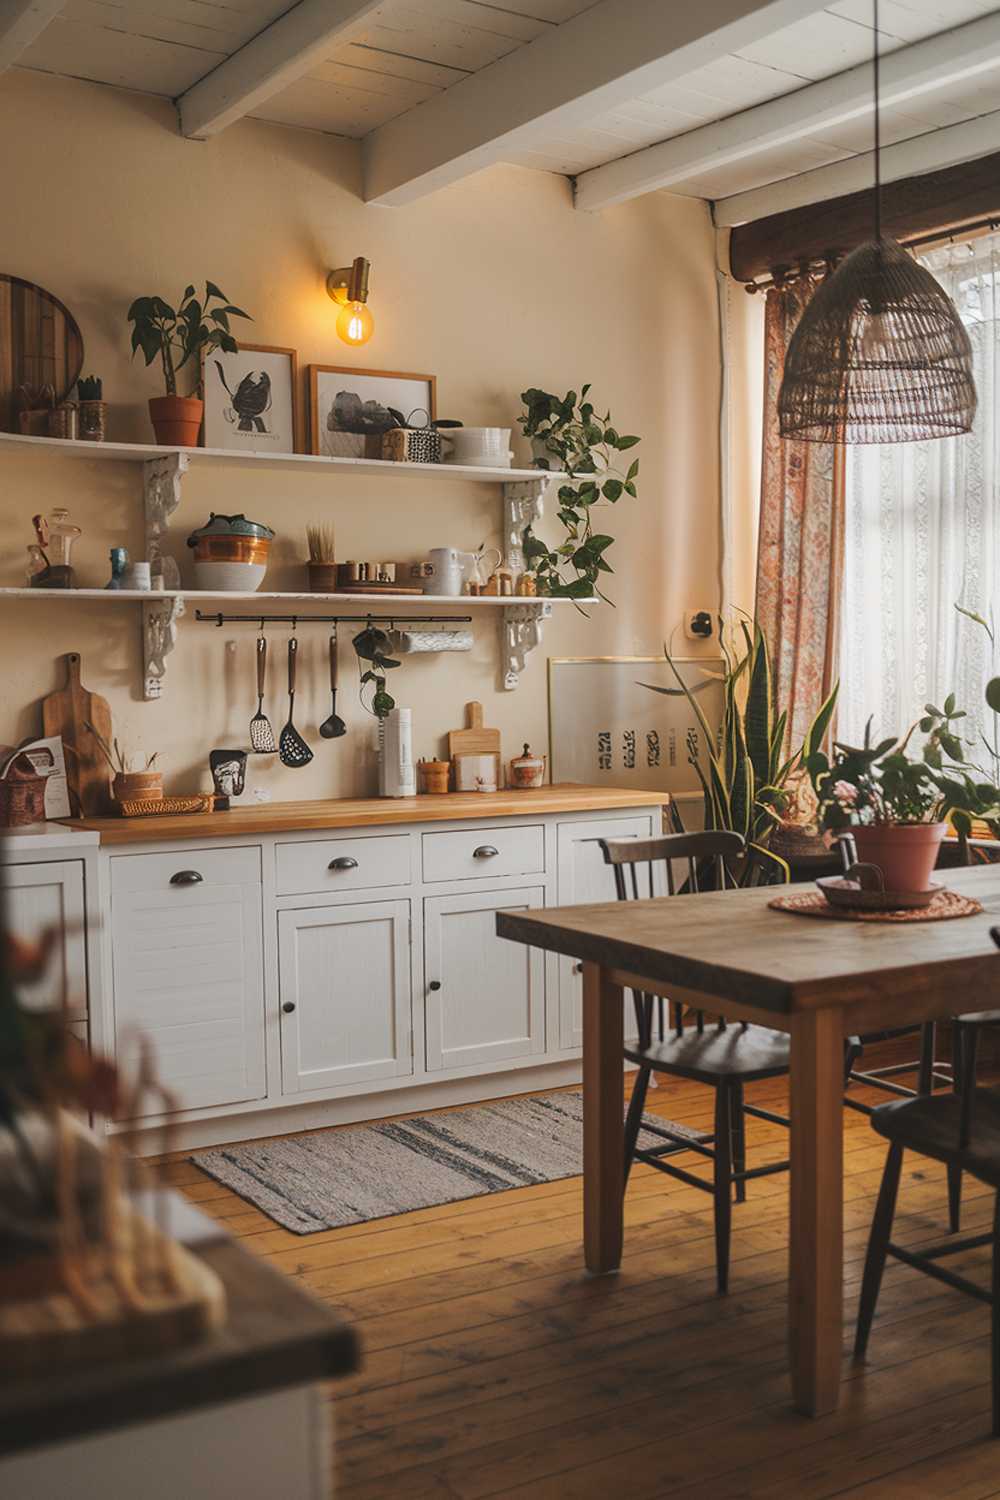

left=202, top=343, right=300, bottom=453
left=310, top=365, right=436, bottom=459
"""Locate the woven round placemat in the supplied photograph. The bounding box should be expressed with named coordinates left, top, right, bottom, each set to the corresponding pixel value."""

left=768, top=889, right=983, bottom=923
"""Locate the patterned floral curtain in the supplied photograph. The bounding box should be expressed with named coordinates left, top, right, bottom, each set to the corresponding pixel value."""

left=755, top=275, right=845, bottom=749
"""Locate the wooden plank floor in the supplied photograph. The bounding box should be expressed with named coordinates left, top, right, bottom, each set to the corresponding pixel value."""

left=161, top=1072, right=1000, bottom=1498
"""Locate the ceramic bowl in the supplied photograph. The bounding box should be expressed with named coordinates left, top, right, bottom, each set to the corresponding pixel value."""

left=193, top=559, right=267, bottom=593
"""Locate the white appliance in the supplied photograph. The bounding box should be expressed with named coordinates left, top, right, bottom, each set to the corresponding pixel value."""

left=378, top=708, right=416, bottom=798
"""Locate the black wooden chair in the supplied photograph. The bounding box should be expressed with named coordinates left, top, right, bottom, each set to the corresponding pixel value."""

left=599, top=830, right=792, bottom=1294
left=855, top=943, right=1000, bottom=1438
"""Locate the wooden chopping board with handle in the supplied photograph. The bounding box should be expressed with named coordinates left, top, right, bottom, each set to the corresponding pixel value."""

left=448, top=702, right=501, bottom=762
left=42, top=652, right=113, bottom=816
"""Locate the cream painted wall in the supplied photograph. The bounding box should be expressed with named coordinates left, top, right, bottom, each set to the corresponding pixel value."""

left=0, top=70, right=722, bottom=800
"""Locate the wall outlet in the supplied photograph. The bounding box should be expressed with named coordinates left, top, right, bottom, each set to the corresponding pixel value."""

left=684, top=609, right=714, bottom=642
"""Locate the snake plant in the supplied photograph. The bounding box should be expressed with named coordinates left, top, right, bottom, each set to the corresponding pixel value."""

left=640, top=622, right=838, bottom=871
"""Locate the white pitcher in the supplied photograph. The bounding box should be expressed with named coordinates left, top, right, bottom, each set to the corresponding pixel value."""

left=425, top=548, right=467, bottom=596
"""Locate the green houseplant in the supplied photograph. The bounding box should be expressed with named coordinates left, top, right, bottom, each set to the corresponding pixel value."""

left=518, top=385, right=639, bottom=601
left=806, top=696, right=1000, bottom=890
left=639, top=621, right=838, bottom=881
left=127, top=282, right=250, bottom=446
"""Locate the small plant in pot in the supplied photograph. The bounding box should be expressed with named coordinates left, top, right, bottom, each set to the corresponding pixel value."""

left=517, top=385, right=639, bottom=601
left=128, top=282, right=250, bottom=447
left=806, top=699, right=1000, bottom=892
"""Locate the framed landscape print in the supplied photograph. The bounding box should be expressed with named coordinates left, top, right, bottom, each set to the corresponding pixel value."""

left=202, top=343, right=299, bottom=453
left=309, top=365, right=436, bottom=459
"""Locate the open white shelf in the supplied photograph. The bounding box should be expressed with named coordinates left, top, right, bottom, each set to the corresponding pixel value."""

left=0, top=430, right=546, bottom=485
left=0, top=587, right=592, bottom=606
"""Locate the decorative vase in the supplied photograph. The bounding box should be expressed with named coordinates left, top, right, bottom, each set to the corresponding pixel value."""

left=78, top=400, right=107, bottom=442
left=852, top=822, right=947, bottom=893
left=149, top=395, right=203, bottom=447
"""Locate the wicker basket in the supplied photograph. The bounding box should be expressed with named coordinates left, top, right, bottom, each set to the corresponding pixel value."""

left=117, top=794, right=214, bottom=819
left=0, top=749, right=47, bottom=828
left=382, top=427, right=441, bottom=464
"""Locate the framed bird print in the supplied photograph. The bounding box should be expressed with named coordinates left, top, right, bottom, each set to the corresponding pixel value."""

left=201, top=343, right=300, bottom=453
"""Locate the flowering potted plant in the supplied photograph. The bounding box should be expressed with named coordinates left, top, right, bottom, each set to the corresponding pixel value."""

left=806, top=698, right=1000, bottom=891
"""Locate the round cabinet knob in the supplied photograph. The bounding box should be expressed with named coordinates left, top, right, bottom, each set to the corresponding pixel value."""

left=170, top=870, right=203, bottom=886
left=428, top=980, right=442, bottom=992
left=572, top=962, right=584, bottom=975
left=282, top=1001, right=296, bottom=1014
left=473, top=845, right=499, bottom=860
left=328, top=856, right=359, bottom=872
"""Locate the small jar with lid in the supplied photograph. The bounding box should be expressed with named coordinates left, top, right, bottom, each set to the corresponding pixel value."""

left=509, top=743, right=546, bottom=790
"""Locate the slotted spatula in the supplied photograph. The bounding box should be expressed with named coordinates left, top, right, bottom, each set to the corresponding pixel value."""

left=249, top=636, right=277, bottom=754
left=279, top=636, right=313, bottom=768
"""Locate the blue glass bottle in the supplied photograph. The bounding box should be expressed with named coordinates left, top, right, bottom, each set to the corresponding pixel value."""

left=105, top=547, right=129, bottom=590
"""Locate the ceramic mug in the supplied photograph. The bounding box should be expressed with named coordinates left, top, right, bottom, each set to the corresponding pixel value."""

left=442, top=427, right=513, bottom=468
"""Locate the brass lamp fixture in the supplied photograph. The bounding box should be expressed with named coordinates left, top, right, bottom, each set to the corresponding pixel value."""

left=778, top=0, right=976, bottom=444
left=327, top=256, right=374, bottom=346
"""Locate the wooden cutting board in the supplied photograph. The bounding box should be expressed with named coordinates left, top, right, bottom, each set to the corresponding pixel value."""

left=42, top=652, right=112, bottom=816
left=448, top=702, right=501, bottom=762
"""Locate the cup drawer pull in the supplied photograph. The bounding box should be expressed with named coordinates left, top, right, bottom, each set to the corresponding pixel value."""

left=170, top=870, right=203, bottom=886
left=328, top=856, right=359, bottom=872
left=473, top=845, right=499, bottom=860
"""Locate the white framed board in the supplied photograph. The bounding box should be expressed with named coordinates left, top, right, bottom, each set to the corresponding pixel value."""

left=548, top=656, right=726, bottom=811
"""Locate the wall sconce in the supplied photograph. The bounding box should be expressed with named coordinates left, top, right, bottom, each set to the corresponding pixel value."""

left=327, top=256, right=374, bottom=346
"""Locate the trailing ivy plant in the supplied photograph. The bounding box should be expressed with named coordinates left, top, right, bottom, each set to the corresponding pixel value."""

left=352, top=625, right=400, bottom=719
left=518, top=385, right=639, bottom=601
left=127, top=282, right=251, bottom=399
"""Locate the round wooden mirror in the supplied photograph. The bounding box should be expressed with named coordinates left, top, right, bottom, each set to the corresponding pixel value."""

left=0, top=275, right=84, bottom=434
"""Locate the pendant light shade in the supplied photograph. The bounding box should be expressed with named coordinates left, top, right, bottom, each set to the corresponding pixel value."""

left=778, top=237, right=978, bottom=443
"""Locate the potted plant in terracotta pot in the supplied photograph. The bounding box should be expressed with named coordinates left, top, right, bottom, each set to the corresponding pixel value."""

left=806, top=700, right=1000, bottom=892
left=127, top=282, right=251, bottom=446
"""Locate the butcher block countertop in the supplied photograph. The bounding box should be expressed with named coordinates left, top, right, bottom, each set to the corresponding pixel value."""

left=59, top=785, right=671, bottom=845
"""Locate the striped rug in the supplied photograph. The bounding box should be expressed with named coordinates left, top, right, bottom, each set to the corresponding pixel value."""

left=192, top=1090, right=707, bottom=1235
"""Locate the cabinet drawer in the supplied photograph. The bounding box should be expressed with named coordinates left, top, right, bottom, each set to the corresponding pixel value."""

left=422, top=825, right=544, bottom=883
left=275, top=834, right=411, bottom=896
left=110, top=845, right=261, bottom=895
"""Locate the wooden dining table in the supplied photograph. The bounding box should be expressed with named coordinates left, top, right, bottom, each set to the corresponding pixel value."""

left=496, top=862, right=1000, bottom=1419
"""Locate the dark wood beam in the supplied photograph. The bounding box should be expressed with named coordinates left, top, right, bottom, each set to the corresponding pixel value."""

left=727, top=149, right=1000, bottom=283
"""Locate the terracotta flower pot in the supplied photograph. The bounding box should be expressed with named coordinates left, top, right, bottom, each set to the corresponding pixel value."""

left=149, top=395, right=203, bottom=447
left=852, top=822, right=947, bottom=894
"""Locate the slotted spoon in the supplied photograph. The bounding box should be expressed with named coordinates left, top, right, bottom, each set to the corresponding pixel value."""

left=249, top=636, right=277, bottom=754
left=279, top=636, right=313, bottom=768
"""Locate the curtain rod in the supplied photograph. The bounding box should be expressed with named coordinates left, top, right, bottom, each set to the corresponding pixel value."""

left=742, top=212, right=1000, bottom=294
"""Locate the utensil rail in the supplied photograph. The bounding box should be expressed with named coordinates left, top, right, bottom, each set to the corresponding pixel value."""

left=195, top=611, right=473, bottom=627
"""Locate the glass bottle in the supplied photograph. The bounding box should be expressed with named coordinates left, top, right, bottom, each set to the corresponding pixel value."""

left=25, top=544, right=47, bottom=586
left=48, top=508, right=81, bottom=570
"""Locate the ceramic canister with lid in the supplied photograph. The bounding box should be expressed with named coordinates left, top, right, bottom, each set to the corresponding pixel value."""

left=186, top=512, right=275, bottom=592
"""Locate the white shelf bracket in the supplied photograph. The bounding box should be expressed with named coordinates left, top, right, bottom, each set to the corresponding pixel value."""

left=502, top=476, right=549, bottom=576
left=501, top=601, right=551, bottom=691
left=143, top=595, right=186, bottom=701
left=143, top=452, right=187, bottom=590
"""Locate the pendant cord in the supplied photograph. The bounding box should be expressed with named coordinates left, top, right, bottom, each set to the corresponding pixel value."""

left=873, top=0, right=882, bottom=244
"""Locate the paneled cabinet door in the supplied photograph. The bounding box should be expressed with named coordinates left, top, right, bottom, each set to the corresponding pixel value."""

left=556, top=816, right=655, bottom=1049
left=279, top=900, right=412, bottom=1095
left=2, top=860, right=87, bottom=1021
left=424, top=886, right=545, bottom=1071
left=109, top=847, right=265, bottom=1116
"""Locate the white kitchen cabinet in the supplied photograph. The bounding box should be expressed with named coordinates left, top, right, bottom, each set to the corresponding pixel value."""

left=2, top=859, right=88, bottom=1021
left=555, top=816, right=656, bottom=1049
left=278, top=899, right=412, bottom=1094
left=424, top=886, right=546, bottom=1071
left=109, top=847, right=265, bottom=1116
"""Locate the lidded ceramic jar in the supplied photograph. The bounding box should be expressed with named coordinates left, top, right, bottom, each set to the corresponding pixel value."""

left=509, top=743, right=546, bottom=790
left=186, top=512, right=274, bottom=592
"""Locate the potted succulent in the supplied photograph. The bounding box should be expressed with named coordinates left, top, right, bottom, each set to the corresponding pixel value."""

left=805, top=698, right=1000, bottom=891
left=517, top=385, right=639, bottom=601
left=127, top=282, right=250, bottom=446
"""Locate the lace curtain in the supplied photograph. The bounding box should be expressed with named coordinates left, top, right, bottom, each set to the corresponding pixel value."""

left=840, top=233, right=1000, bottom=747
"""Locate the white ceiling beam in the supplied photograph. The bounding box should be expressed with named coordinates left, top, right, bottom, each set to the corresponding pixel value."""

left=714, top=109, right=1000, bottom=226
left=0, top=0, right=65, bottom=72
left=177, top=0, right=383, bottom=139
left=575, top=10, right=1000, bottom=212
left=362, top=0, right=831, bottom=206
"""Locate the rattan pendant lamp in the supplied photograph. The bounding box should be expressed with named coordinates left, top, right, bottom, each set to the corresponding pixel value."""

left=777, top=0, right=977, bottom=443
